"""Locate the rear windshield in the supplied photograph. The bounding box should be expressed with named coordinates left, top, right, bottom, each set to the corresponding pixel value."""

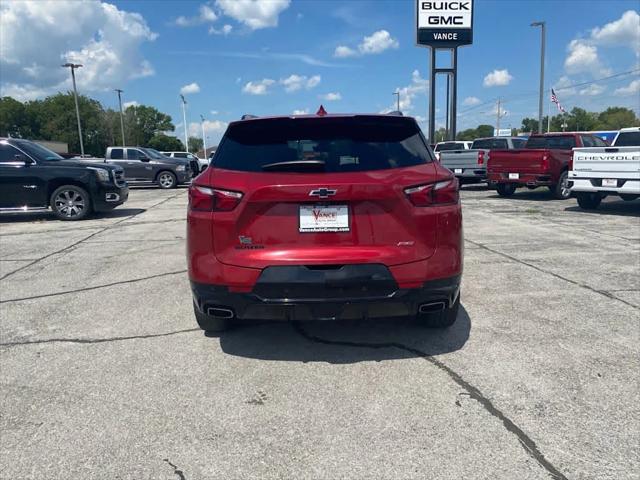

left=436, top=142, right=466, bottom=152
left=615, top=132, right=640, bottom=147
left=472, top=138, right=508, bottom=149
left=213, top=117, right=431, bottom=173
left=525, top=136, right=576, bottom=149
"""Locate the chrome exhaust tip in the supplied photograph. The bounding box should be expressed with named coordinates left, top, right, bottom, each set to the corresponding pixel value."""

left=207, top=307, right=234, bottom=319
left=418, top=301, right=446, bottom=314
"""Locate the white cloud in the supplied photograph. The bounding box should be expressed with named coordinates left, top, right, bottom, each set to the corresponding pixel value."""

left=591, top=10, right=640, bottom=54
left=320, top=92, right=342, bottom=101
left=123, top=100, right=139, bottom=109
left=180, top=83, right=200, bottom=95
left=462, top=96, right=481, bottom=106
left=0, top=0, right=157, bottom=101
left=188, top=119, right=228, bottom=138
left=280, top=74, right=321, bottom=92
left=553, top=76, right=577, bottom=96
left=579, top=84, right=606, bottom=96
left=334, top=30, right=399, bottom=57
left=210, top=110, right=219, bottom=115
left=215, top=0, right=290, bottom=30
left=564, top=40, right=601, bottom=75
left=292, top=109, right=309, bottom=115
left=381, top=70, right=428, bottom=113
left=209, top=24, right=233, bottom=35
left=615, top=79, right=640, bottom=96
left=483, top=69, right=513, bottom=87
left=175, top=3, right=217, bottom=26
left=242, top=78, right=275, bottom=95
left=334, top=45, right=357, bottom=58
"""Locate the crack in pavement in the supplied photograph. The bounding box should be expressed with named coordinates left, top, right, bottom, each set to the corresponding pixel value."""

left=163, top=459, right=187, bottom=480
left=0, top=328, right=198, bottom=348
left=466, top=238, right=639, bottom=310
left=292, top=321, right=569, bottom=480
left=0, top=192, right=186, bottom=282
left=0, top=270, right=187, bottom=304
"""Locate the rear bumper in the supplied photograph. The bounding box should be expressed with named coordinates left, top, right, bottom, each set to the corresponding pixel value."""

left=449, top=167, right=487, bottom=181
left=488, top=172, right=553, bottom=186
left=569, top=177, right=640, bottom=195
left=191, top=274, right=461, bottom=321
left=92, top=184, right=129, bottom=211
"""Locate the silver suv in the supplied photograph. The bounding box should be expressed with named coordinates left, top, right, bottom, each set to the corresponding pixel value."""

left=104, top=147, right=191, bottom=189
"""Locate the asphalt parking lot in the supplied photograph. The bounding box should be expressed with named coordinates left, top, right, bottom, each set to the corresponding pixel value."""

left=1, top=185, right=638, bottom=480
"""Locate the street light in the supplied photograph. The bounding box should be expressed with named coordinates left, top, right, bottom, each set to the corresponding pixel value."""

left=531, top=21, right=546, bottom=134
left=114, top=89, right=126, bottom=146
left=180, top=94, right=189, bottom=152
left=61, top=63, right=84, bottom=156
left=393, top=91, right=400, bottom=112
left=200, top=114, right=207, bottom=160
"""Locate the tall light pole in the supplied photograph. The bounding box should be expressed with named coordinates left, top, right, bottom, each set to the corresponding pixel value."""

left=531, top=21, right=546, bottom=134
left=393, top=91, right=400, bottom=112
left=115, top=89, right=126, bottom=146
left=180, top=94, right=189, bottom=152
left=199, top=114, right=207, bottom=159
left=61, top=63, right=84, bottom=156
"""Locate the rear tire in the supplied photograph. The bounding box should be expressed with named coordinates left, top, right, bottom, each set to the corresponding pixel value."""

left=418, top=295, right=460, bottom=328
left=576, top=192, right=602, bottom=210
left=551, top=171, right=571, bottom=199
left=496, top=183, right=516, bottom=197
left=157, top=170, right=177, bottom=189
left=193, top=302, right=229, bottom=333
left=620, top=194, right=639, bottom=202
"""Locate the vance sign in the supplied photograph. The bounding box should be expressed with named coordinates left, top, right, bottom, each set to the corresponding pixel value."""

left=416, top=0, right=474, bottom=47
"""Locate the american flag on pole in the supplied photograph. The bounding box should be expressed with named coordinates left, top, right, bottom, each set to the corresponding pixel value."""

left=551, top=89, right=566, bottom=113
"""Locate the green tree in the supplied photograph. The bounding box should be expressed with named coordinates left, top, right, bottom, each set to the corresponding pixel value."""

left=0, top=97, right=35, bottom=138
left=124, top=105, right=174, bottom=146
left=456, top=128, right=477, bottom=141
left=597, top=107, right=639, bottom=130
left=147, top=134, right=184, bottom=151
left=188, top=136, right=203, bottom=153
left=476, top=124, right=494, bottom=137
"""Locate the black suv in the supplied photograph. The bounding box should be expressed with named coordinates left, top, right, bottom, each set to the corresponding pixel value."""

left=0, top=138, right=128, bottom=220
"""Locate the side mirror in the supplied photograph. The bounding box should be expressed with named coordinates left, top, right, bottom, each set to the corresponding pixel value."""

left=15, top=154, right=34, bottom=165
left=140, top=157, right=150, bottom=162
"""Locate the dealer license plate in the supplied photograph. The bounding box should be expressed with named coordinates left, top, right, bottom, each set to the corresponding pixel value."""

left=602, top=178, right=617, bottom=187
left=299, top=205, right=349, bottom=233
left=454, top=168, right=463, bottom=174
left=509, top=173, right=520, bottom=180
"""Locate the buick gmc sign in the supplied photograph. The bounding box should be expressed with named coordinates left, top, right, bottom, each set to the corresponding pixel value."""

left=417, top=0, right=474, bottom=47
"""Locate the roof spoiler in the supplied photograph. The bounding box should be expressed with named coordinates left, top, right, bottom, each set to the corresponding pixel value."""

left=241, top=114, right=259, bottom=120
left=386, top=111, right=403, bottom=116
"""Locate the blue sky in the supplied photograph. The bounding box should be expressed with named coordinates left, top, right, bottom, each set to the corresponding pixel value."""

left=1, top=0, right=639, bottom=144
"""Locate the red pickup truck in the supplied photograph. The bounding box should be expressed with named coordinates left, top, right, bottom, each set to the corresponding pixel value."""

left=487, top=133, right=608, bottom=199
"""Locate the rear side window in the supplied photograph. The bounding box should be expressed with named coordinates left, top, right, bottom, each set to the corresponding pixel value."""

left=581, top=135, right=595, bottom=147
left=214, top=117, right=431, bottom=173
left=615, top=132, right=640, bottom=147
left=525, top=136, right=576, bottom=149
left=512, top=139, right=527, bottom=148
left=592, top=137, right=607, bottom=147
left=472, top=138, right=508, bottom=149
left=110, top=148, right=123, bottom=159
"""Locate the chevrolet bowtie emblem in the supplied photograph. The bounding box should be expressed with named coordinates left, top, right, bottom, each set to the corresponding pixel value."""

left=309, top=188, right=337, bottom=198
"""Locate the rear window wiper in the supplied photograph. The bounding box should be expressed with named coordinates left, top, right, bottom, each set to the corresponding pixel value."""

left=261, top=160, right=326, bottom=171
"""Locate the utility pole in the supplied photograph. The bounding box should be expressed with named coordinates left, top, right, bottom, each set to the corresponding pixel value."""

left=393, top=91, right=400, bottom=112
left=115, top=89, right=126, bottom=146
left=496, top=98, right=502, bottom=133
left=531, top=21, right=546, bottom=134
left=61, top=63, right=84, bottom=156
left=200, top=114, right=207, bottom=159
left=180, top=94, right=189, bottom=152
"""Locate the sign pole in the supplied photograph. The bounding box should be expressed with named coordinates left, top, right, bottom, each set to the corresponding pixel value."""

left=429, top=47, right=436, bottom=143
left=451, top=47, right=458, bottom=139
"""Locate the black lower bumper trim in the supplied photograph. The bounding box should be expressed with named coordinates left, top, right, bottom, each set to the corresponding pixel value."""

left=191, top=274, right=461, bottom=321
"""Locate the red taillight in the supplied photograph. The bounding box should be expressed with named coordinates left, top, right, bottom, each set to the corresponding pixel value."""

left=541, top=153, right=550, bottom=171
left=189, top=185, right=243, bottom=211
left=404, top=178, right=459, bottom=206
left=477, top=151, right=484, bottom=165
left=568, top=151, right=574, bottom=171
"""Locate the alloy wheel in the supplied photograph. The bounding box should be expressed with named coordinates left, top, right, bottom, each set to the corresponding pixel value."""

left=54, top=189, right=86, bottom=218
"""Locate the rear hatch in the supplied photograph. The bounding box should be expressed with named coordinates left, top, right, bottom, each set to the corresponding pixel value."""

left=206, top=116, right=445, bottom=269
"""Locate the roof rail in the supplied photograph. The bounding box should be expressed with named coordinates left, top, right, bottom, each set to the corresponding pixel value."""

left=386, top=111, right=403, bottom=116
left=241, top=114, right=259, bottom=120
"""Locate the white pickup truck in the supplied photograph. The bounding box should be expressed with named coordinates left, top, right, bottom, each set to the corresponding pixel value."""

left=569, top=127, right=640, bottom=209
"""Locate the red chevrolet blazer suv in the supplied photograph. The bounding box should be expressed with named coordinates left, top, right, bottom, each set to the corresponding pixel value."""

left=187, top=112, right=463, bottom=332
